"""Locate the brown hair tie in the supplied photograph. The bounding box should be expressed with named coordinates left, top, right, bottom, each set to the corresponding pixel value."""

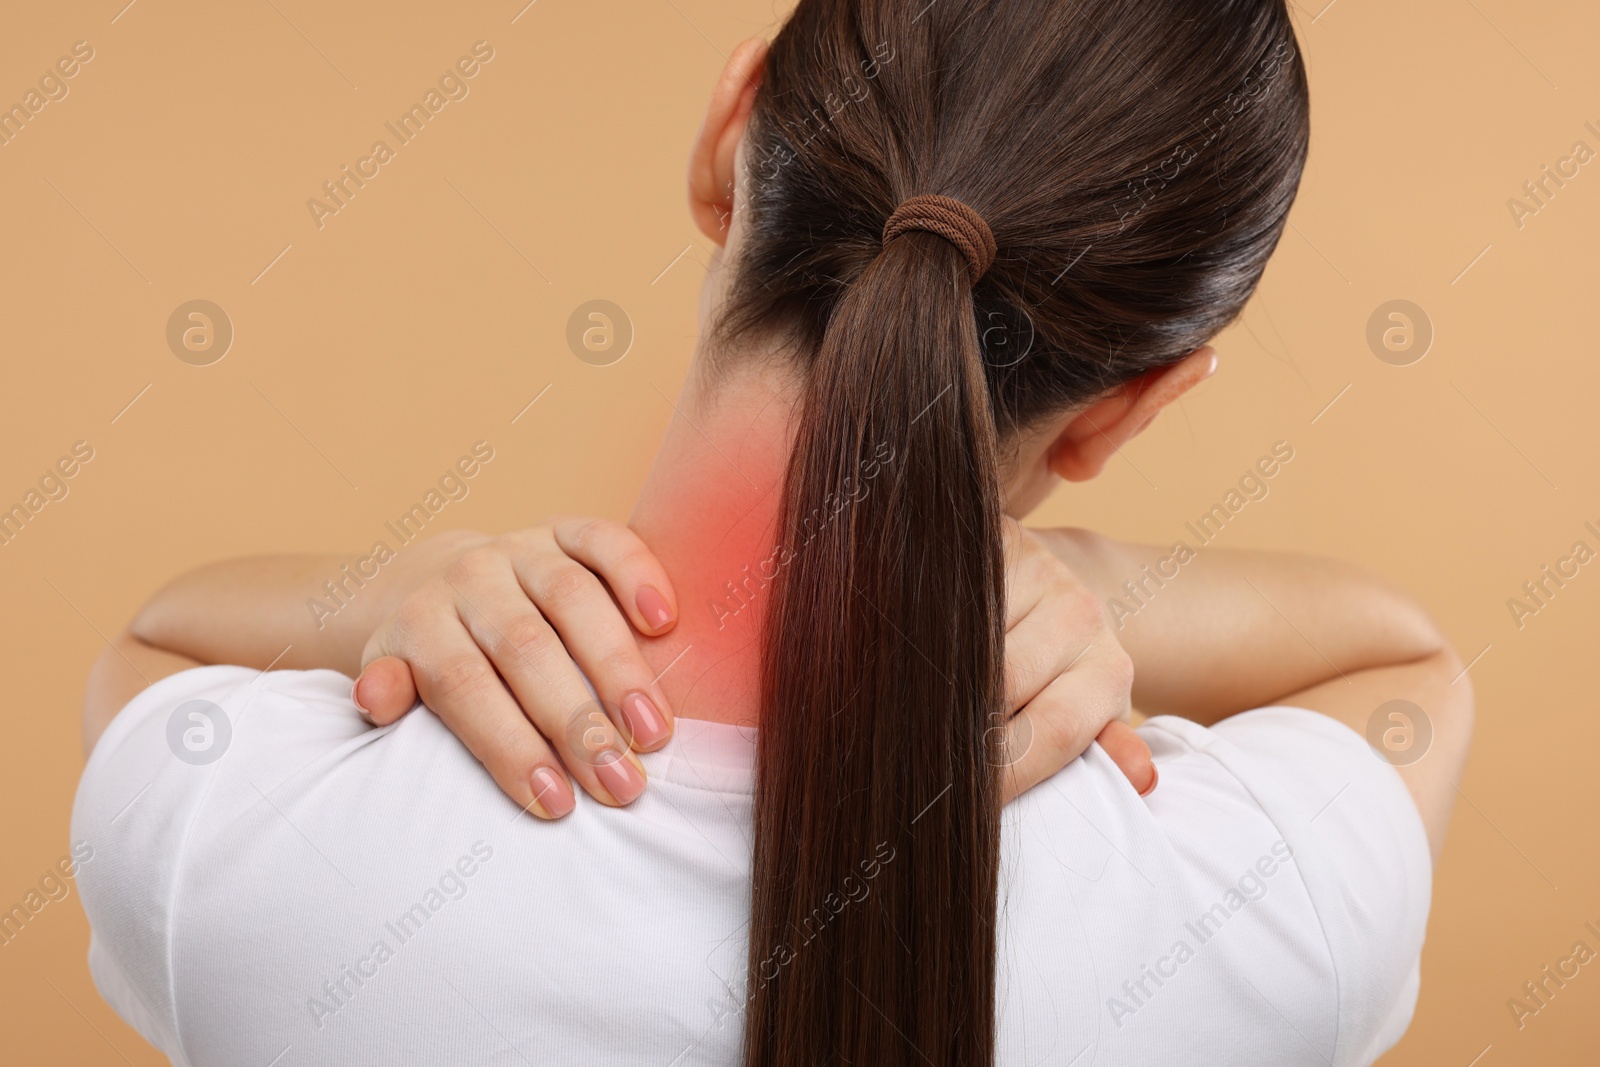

left=882, top=193, right=997, bottom=285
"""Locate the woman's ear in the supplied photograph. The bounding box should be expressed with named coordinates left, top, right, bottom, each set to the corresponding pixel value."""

left=1047, top=346, right=1218, bottom=482
left=688, top=38, right=768, bottom=246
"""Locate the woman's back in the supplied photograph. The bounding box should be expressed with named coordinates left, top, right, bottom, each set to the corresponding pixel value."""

left=74, top=665, right=1429, bottom=1066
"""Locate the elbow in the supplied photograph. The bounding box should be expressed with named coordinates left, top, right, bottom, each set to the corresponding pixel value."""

left=82, top=635, right=135, bottom=756
left=1361, top=565, right=1457, bottom=667
left=1377, top=588, right=1477, bottom=766
left=1419, top=637, right=1478, bottom=785
left=1433, top=639, right=1477, bottom=733
left=127, top=583, right=175, bottom=648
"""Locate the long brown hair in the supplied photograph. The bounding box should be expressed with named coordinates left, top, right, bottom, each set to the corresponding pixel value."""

left=716, top=1, right=1309, bottom=1063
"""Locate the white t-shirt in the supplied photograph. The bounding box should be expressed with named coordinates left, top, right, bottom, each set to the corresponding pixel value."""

left=73, top=665, right=1431, bottom=1067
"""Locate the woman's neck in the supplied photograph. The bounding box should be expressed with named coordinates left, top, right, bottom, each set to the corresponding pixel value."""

left=627, top=362, right=801, bottom=727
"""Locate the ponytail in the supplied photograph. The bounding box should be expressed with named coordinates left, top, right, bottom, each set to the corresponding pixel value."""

left=726, top=0, right=1310, bottom=1059
left=745, top=223, right=1005, bottom=1066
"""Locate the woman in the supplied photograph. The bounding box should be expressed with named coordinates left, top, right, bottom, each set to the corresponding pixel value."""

left=74, top=1, right=1471, bottom=1064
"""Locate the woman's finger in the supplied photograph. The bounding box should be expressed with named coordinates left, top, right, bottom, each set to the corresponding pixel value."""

left=548, top=517, right=679, bottom=636
left=440, top=556, right=651, bottom=808
left=1001, top=521, right=1109, bottom=713
left=499, top=529, right=675, bottom=751
left=392, top=623, right=580, bottom=819
left=998, top=709, right=1154, bottom=803
left=995, top=520, right=1153, bottom=801
left=352, top=656, right=418, bottom=725
left=996, top=651, right=1139, bottom=804
left=1095, top=720, right=1157, bottom=797
left=1002, top=593, right=1108, bottom=713
left=1000, top=518, right=1048, bottom=631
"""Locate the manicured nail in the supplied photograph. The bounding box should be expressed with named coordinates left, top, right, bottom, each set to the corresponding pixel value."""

left=530, top=765, right=575, bottom=818
left=621, top=691, right=671, bottom=750
left=594, top=749, right=647, bottom=805
left=351, top=677, right=374, bottom=724
left=636, top=585, right=674, bottom=632
left=1137, top=763, right=1160, bottom=798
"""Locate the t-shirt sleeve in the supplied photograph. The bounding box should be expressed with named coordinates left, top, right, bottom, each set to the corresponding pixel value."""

left=72, top=665, right=255, bottom=1064
left=1139, top=707, right=1433, bottom=1066
left=70, top=663, right=365, bottom=1066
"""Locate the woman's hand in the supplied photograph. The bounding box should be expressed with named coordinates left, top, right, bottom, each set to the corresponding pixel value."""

left=359, top=516, right=1155, bottom=819
left=998, top=520, right=1155, bottom=803
left=353, top=519, right=680, bottom=820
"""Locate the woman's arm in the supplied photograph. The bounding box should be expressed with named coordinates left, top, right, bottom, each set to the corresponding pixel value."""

left=127, top=529, right=486, bottom=677
left=1038, top=526, right=1473, bottom=861
left=82, top=535, right=480, bottom=755
left=1276, top=646, right=1472, bottom=864
left=1036, top=527, right=1450, bottom=723
left=94, top=522, right=683, bottom=816
left=83, top=632, right=204, bottom=754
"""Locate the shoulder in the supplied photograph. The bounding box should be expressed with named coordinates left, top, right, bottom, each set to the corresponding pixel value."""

left=70, top=665, right=385, bottom=1059
left=1142, top=708, right=1432, bottom=902
left=76, top=664, right=374, bottom=834
left=997, top=707, right=1429, bottom=1063
left=1141, top=708, right=1433, bottom=1063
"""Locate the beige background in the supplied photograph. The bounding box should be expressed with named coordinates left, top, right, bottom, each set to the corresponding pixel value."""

left=1, top=0, right=1595, bottom=1062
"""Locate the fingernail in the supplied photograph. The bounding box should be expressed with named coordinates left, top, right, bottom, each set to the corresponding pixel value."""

left=636, top=585, right=674, bottom=632
left=531, top=765, right=575, bottom=818
left=1137, top=763, right=1160, bottom=798
left=351, top=677, right=374, bottom=724
left=594, top=749, right=647, bottom=805
left=621, top=691, right=671, bottom=750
